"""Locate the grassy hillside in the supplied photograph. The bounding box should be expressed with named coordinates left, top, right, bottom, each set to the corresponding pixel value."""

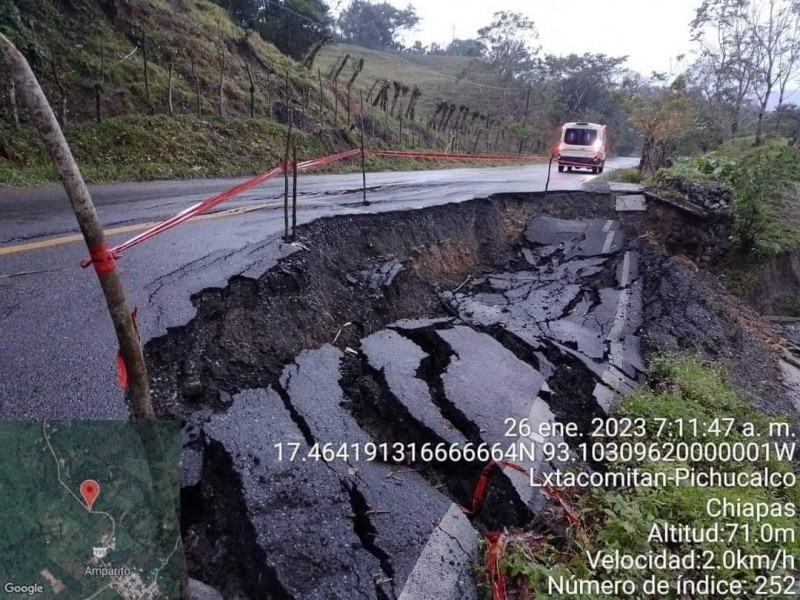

left=317, top=43, right=638, bottom=156
left=0, top=0, right=330, bottom=122
left=0, top=1, right=463, bottom=185
left=0, top=2, right=560, bottom=186
left=0, top=114, right=334, bottom=185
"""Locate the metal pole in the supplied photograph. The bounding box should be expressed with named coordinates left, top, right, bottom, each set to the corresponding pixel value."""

left=544, top=154, right=554, bottom=198
left=283, top=112, right=293, bottom=242
left=291, top=141, right=298, bottom=241
left=0, top=34, right=154, bottom=420
left=360, top=91, right=368, bottom=206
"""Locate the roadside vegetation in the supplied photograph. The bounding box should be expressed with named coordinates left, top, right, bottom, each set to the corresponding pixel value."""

left=651, top=136, right=800, bottom=256
left=484, top=356, right=798, bottom=599
left=1, top=113, right=542, bottom=185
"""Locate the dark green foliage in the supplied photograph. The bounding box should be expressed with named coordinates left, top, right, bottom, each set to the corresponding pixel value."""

left=337, top=0, right=419, bottom=50
left=254, top=0, right=332, bottom=60
left=477, top=11, right=538, bottom=82
left=212, top=0, right=332, bottom=59
left=445, top=38, right=485, bottom=57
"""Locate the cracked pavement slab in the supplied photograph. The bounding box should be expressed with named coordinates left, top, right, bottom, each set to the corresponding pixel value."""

left=361, top=330, right=468, bottom=446
left=200, top=388, right=385, bottom=599
left=446, top=217, right=646, bottom=415
left=279, top=345, right=478, bottom=598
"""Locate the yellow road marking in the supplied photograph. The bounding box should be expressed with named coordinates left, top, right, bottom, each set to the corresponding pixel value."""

left=0, top=202, right=281, bottom=256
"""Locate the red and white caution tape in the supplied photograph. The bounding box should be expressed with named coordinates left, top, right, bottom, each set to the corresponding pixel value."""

left=80, top=149, right=546, bottom=267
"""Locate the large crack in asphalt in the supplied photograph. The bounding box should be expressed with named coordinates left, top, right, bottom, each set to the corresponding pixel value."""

left=146, top=191, right=794, bottom=598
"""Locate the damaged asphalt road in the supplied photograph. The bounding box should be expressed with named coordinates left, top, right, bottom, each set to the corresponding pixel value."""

left=158, top=188, right=795, bottom=598
left=4, top=161, right=794, bottom=598
left=170, top=197, right=653, bottom=598
left=0, top=160, right=637, bottom=419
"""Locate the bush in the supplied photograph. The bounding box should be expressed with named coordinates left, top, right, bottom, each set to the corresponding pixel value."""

left=605, top=167, right=643, bottom=184
left=726, top=145, right=800, bottom=255
left=650, top=141, right=800, bottom=256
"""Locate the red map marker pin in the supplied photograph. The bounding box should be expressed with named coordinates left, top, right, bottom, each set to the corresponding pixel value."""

left=80, top=480, right=100, bottom=510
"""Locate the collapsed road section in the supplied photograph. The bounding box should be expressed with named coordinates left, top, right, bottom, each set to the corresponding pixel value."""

left=147, top=191, right=793, bottom=599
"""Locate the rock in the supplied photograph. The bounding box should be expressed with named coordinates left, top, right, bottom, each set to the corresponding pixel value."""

left=181, top=379, right=203, bottom=399
left=206, top=363, right=224, bottom=379
left=615, top=194, right=647, bottom=212
left=181, top=446, right=203, bottom=488
left=187, top=578, right=223, bottom=600
left=653, top=175, right=733, bottom=217
left=218, top=390, right=233, bottom=406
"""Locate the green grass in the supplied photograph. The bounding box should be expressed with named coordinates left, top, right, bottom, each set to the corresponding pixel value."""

left=0, top=115, right=329, bottom=185
left=0, top=114, right=545, bottom=186
left=0, top=1, right=365, bottom=143
left=602, top=167, right=643, bottom=184
left=318, top=44, right=485, bottom=116
left=716, top=134, right=792, bottom=158
left=490, top=356, right=798, bottom=599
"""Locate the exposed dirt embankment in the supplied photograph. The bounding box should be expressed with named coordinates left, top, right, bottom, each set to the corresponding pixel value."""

left=147, top=193, right=632, bottom=416
left=146, top=192, right=793, bottom=599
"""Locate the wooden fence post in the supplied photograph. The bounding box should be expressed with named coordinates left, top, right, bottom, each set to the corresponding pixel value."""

left=291, top=141, right=298, bottom=240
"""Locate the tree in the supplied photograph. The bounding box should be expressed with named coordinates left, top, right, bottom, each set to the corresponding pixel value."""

left=426, top=42, right=444, bottom=55
left=214, top=0, right=260, bottom=26
left=255, top=0, right=332, bottom=60
left=690, top=0, right=758, bottom=136
left=774, top=5, right=800, bottom=111
left=477, top=11, right=539, bottom=82
left=446, top=38, right=485, bottom=57
left=408, top=40, right=425, bottom=55
left=338, top=1, right=419, bottom=50
left=538, top=53, right=628, bottom=119
left=746, top=0, right=798, bottom=144
left=620, top=74, right=699, bottom=173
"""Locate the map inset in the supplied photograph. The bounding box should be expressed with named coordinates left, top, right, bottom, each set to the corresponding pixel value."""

left=0, top=421, right=181, bottom=599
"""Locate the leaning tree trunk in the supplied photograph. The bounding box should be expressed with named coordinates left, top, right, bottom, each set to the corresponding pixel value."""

left=754, top=94, right=770, bottom=146
left=0, top=33, right=154, bottom=420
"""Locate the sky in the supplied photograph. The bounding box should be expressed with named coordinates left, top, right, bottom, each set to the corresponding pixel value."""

left=326, top=0, right=799, bottom=104
left=345, top=0, right=703, bottom=76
